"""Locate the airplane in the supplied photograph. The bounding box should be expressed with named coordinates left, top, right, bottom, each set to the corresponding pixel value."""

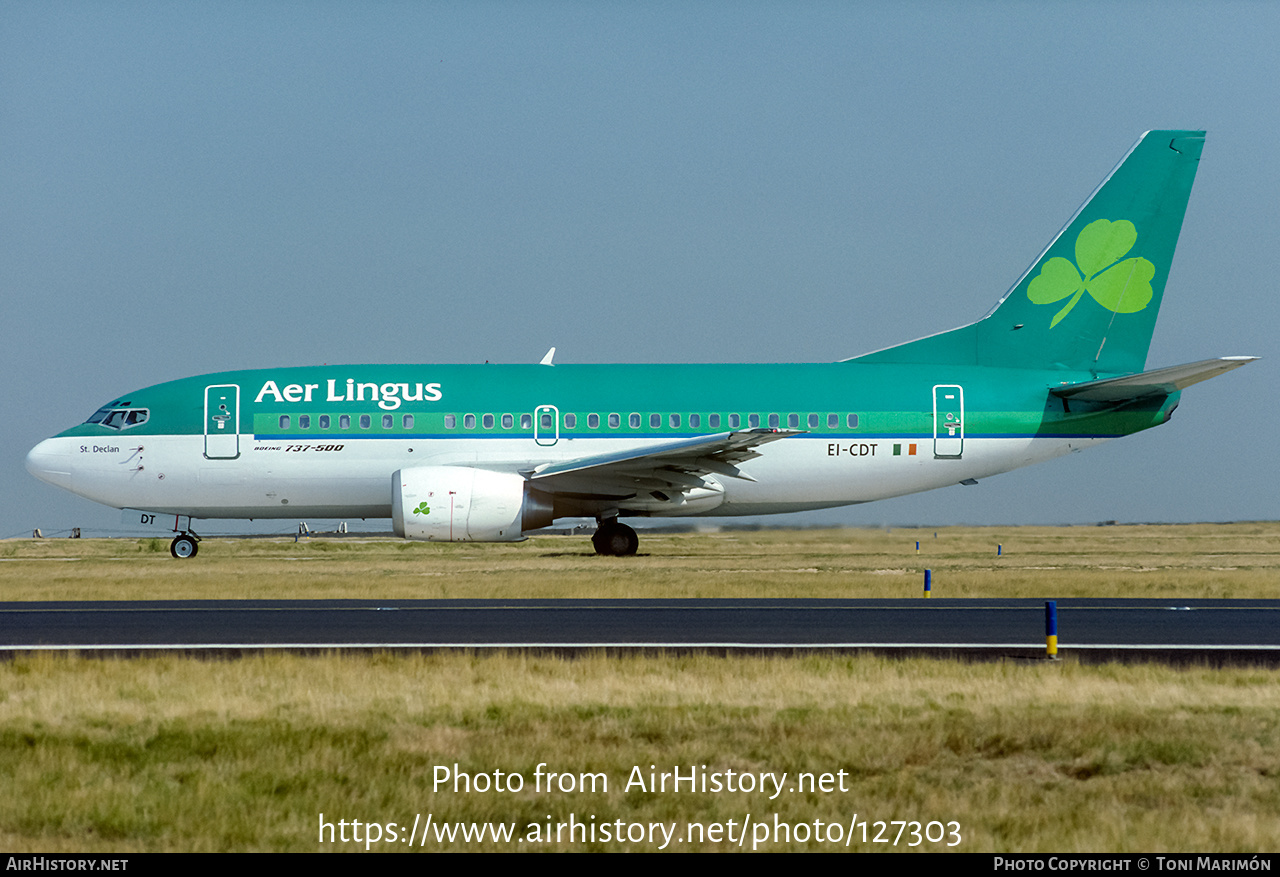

left=26, top=130, right=1255, bottom=558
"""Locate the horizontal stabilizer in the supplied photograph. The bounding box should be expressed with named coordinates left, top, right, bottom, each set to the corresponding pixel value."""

left=1050, top=356, right=1257, bottom=402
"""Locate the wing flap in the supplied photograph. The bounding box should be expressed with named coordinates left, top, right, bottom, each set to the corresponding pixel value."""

left=528, top=429, right=802, bottom=503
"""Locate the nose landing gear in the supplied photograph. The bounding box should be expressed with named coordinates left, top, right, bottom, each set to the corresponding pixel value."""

left=170, top=531, right=200, bottom=559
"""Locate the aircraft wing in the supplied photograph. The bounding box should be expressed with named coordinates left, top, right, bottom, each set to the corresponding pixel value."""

left=1050, top=356, right=1257, bottom=402
left=528, top=429, right=802, bottom=496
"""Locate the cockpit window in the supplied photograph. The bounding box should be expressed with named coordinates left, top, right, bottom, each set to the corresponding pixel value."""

left=85, top=406, right=149, bottom=431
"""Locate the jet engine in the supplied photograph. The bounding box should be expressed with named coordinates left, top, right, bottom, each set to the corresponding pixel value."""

left=392, top=466, right=554, bottom=541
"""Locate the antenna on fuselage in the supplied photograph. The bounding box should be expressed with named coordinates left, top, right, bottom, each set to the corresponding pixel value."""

left=539, top=347, right=556, bottom=366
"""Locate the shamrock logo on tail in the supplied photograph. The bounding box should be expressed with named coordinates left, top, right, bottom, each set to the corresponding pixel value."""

left=413, top=502, right=430, bottom=516
left=1027, top=219, right=1155, bottom=327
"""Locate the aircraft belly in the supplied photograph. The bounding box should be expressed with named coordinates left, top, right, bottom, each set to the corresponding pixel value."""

left=712, top=436, right=1106, bottom=514
left=40, top=431, right=1112, bottom=522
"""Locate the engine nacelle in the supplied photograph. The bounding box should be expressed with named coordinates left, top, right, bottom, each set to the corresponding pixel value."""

left=392, top=466, right=554, bottom=542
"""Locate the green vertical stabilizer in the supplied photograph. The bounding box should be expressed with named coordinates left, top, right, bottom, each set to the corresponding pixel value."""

left=850, top=130, right=1204, bottom=375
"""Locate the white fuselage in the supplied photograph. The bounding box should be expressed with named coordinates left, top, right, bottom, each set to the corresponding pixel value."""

left=26, top=432, right=1094, bottom=521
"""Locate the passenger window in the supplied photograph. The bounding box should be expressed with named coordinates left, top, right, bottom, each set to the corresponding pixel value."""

left=299, top=415, right=311, bottom=429
left=629, top=413, right=640, bottom=428
left=689, top=413, right=700, bottom=429
left=848, top=413, right=859, bottom=429
left=445, top=414, right=456, bottom=429
left=382, top=414, right=394, bottom=429
left=483, top=414, right=495, bottom=429
left=339, top=415, right=351, bottom=430
left=709, top=413, right=721, bottom=429
left=521, top=414, right=532, bottom=429
left=320, top=415, right=331, bottom=429
left=827, top=413, right=838, bottom=429
left=502, top=414, right=513, bottom=429
left=808, top=413, right=819, bottom=429
left=788, top=413, right=799, bottom=428
left=359, top=415, right=371, bottom=429
left=402, top=414, right=413, bottom=429
left=464, top=414, right=476, bottom=429
left=670, top=413, right=680, bottom=428
left=588, top=413, right=599, bottom=429
left=749, top=414, right=760, bottom=428
left=650, top=413, right=661, bottom=428
left=564, top=413, right=576, bottom=428
left=768, top=413, right=779, bottom=428
left=729, top=414, right=740, bottom=429
left=279, top=415, right=290, bottom=430
left=609, top=414, right=620, bottom=428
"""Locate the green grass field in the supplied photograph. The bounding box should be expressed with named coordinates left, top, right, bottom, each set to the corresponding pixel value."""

left=1, top=524, right=1278, bottom=852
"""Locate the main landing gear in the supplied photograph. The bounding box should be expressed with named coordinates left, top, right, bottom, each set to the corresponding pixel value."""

left=170, top=531, right=201, bottom=559
left=592, top=519, right=638, bottom=556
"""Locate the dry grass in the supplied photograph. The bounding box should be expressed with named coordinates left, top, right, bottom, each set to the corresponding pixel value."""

left=1, top=652, right=1278, bottom=852
left=2, top=524, right=1278, bottom=852
left=2, top=522, right=1278, bottom=601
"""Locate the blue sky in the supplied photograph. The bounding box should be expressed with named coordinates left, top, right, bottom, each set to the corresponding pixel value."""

left=3, top=2, right=1275, bottom=538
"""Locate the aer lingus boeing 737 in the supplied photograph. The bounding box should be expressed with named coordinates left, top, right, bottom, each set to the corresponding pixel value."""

left=26, top=130, right=1255, bottom=558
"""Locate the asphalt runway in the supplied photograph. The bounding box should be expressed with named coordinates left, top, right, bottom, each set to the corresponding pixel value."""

left=2, top=598, right=1278, bottom=663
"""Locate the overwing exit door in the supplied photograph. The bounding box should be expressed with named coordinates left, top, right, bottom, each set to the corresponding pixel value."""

left=533, top=405, right=559, bottom=447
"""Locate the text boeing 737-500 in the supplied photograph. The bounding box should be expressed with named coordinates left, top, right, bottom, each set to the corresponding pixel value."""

left=26, top=130, right=1255, bottom=558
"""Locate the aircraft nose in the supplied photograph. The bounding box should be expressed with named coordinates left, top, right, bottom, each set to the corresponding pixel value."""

left=25, top=438, right=74, bottom=490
